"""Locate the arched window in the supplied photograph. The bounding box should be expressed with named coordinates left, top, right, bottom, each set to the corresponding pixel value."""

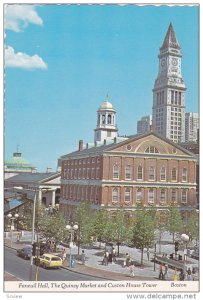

left=148, top=189, right=154, bottom=203
left=145, top=146, right=159, bottom=153
left=149, top=166, right=155, bottom=181
left=125, top=165, right=131, bottom=180
left=137, top=165, right=143, bottom=180
left=107, top=114, right=112, bottom=124
left=125, top=188, right=131, bottom=202
left=182, top=168, right=188, bottom=182
left=113, top=165, right=119, bottom=179
left=160, top=189, right=166, bottom=203
left=160, top=167, right=166, bottom=181
left=136, top=188, right=142, bottom=201
left=172, top=168, right=177, bottom=181
left=112, top=188, right=119, bottom=202
left=102, top=114, right=105, bottom=124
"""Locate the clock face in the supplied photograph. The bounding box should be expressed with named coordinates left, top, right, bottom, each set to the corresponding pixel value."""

left=172, top=58, right=178, bottom=66
left=161, top=59, right=166, bottom=67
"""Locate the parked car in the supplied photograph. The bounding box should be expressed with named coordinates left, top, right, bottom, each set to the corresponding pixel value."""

left=16, top=246, right=32, bottom=260
left=39, top=253, right=63, bottom=269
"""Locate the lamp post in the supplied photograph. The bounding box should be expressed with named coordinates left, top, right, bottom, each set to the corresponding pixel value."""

left=66, top=224, right=78, bottom=268
left=7, top=213, right=19, bottom=247
left=181, top=233, right=189, bottom=275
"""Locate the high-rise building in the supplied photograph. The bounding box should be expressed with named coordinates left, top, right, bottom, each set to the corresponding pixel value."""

left=185, top=112, right=199, bottom=142
left=152, top=23, right=186, bottom=143
left=137, top=115, right=152, bottom=135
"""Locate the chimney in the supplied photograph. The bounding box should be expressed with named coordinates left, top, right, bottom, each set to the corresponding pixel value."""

left=79, top=140, right=83, bottom=151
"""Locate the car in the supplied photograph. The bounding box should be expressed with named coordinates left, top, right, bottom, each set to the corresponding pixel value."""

left=39, top=253, right=63, bottom=269
left=16, top=246, right=32, bottom=260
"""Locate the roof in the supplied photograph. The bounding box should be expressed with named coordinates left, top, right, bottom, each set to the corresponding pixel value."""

left=5, top=172, right=60, bottom=183
left=160, top=23, right=180, bottom=50
left=60, top=132, right=196, bottom=159
left=4, top=198, right=25, bottom=214
left=5, top=152, right=35, bottom=170
left=99, top=100, right=115, bottom=111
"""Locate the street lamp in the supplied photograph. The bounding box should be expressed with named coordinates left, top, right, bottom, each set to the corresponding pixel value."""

left=66, top=223, right=78, bottom=268
left=7, top=213, right=19, bottom=247
left=181, top=233, right=189, bottom=275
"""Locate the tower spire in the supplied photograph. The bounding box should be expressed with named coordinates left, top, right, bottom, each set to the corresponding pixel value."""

left=160, top=22, right=180, bottom=50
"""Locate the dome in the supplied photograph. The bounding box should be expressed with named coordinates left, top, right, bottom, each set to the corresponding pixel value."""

left=4, top=152, right=35, bottom=171
left=99, top=101, right=115, bottom=111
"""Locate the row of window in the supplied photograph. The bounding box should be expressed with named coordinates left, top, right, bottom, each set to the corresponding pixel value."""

left=113, top=165, right=188, bottom=182
left=63, top=167, right=100, bottom=180
left=62, top=185, right=99, bottom=202
left=64, top=157, right=100, bottom=166
left=112, top=187, right=188, bottom=203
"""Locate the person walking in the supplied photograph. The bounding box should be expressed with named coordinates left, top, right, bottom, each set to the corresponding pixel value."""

left=164, top=264, right=168, bottom=280
left=112, top=247, right=116, bottom=263
left=192, top=268, right=196, bottom=281
left=126, top=253, right=131, bottom=267
left=81, top=250, right=86, bottom=265
left=159, top=263, right=164, bottom=280
left=186, top=267, right=192, bottom=280
left=179, top=269, right=185, bottom=281
left=146, top=248, right=150, bottom=261
left=129, top=263, right=135, bottom=277
left=62, top=248, right=66, bottom=261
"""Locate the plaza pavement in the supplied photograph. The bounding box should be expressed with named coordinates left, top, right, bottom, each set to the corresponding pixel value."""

left=4, top=231, right=199, bottom=281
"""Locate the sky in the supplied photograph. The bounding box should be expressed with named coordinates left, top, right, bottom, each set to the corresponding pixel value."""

left=4, top=4, right=199, bottom=172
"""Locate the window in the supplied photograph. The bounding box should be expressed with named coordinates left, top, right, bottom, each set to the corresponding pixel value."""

left=160, top=167, right=166, bottom=181
left=136, top=188, right=143, bottom=202
left=125, top=165, right=131, bottom=180
left=113, top=165, right=119, bottom=179
left=181, top=189, right=188, bottom=203
left=96, top=167, right=100, bottom=179
left=160, top=189, right=166, bottom=203
left=87, top=168, right=90, bottom=179
left=83, top=168, right=86, bottom=179
left=182, top=168, right=188, bottom=182
left=171, top=168, right=177, bottom=181
left=137, top=166, right=143, bottom=180
left=149, top=166, right=155, bottom=181
left=125, top=188, right=131, bottom=202
left=107, top=114, right=112, bottom=124
left=112, top=188, right=119, bottom=202
left=102, top=114, right=105, bottom=124
left=148, top=189, right=154, bottom=203
left=145, top=146, right=159, bottom=153
left=91, top=168, right=95, bottom=179
left=171, top=189, right=177, bottom=202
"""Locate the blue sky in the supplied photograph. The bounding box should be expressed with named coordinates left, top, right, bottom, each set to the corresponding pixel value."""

left=4, top=4, right=199, bottom=172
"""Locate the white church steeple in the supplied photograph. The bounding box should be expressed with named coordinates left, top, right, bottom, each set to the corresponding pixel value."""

left=94, top=96, right=118, bottom=143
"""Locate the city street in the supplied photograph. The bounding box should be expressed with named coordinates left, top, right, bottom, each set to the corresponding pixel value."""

left=4, top=247, right=101, bottom=281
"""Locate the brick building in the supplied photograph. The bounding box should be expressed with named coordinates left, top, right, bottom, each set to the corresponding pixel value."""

left=60, top=132, right=197, bottom=220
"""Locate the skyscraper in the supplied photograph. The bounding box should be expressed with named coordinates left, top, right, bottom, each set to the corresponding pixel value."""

left=137, top=115, right=152, bottom=135
left=185, top=112, right=199, bottom=142
left=152, top=23, right=186, bottom=143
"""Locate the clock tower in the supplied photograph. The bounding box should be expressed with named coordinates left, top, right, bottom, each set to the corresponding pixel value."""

left=152, top=23, right=186, bottom=143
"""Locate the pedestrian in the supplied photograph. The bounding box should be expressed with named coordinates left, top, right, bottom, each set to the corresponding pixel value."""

left=16, top=232, right=20, bottom=242
left=112, top=247, right=116, bottom=263
left=186, top=267, right=192, bottom=280
left=179, top=269, right=185, bottom=281
left=192, top=268, right=196, bottom=281
left=159, top=263, right=164, bottom=280
left=164, top=264, right=168, bottom=280
left=129, top=263, right=135, bottom=277
left=62, top=248, right=66, bottom=261
left=146, top=248, right=150, bottom=261
left=126, top=253, right=131, bottom=267
left=81, top=250, right=86, bottom=265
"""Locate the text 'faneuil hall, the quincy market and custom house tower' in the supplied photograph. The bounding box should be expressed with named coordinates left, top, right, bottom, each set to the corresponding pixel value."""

left=59, top=23, right=198, bottom=222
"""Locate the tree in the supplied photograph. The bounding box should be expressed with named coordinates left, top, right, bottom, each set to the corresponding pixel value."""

left=110, top=209, right=133, bottom=256
left=37, top=204, right=67, bottom=245
left=131, top=209, right=155, bottom=265
left=185, top=212, right=199, bottom=244
left=91, top=208, right=110, bottom=246
left=74, top=201, right=95, bottom=253
left=166, top=205, right=183, bottom=243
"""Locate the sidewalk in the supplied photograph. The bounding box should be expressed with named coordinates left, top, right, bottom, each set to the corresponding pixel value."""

left=4, top=234, right=199, bottom=281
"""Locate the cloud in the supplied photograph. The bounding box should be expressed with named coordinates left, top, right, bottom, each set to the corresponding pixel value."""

left=5, top=4, right=43, bottom=32
left=5, top=46, right=48, bottom=70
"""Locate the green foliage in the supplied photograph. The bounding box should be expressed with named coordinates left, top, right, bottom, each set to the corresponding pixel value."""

left=166, top=205, right=183, bottom=241
left=37, top=204, right=67, bottom=244
left=131, top=209, right=155, bottom=250
left=74, top=201, right=95, bottom=246
left=91, top=208, right=110, bottom=242
left=185, top=212, right=199, bottom=241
